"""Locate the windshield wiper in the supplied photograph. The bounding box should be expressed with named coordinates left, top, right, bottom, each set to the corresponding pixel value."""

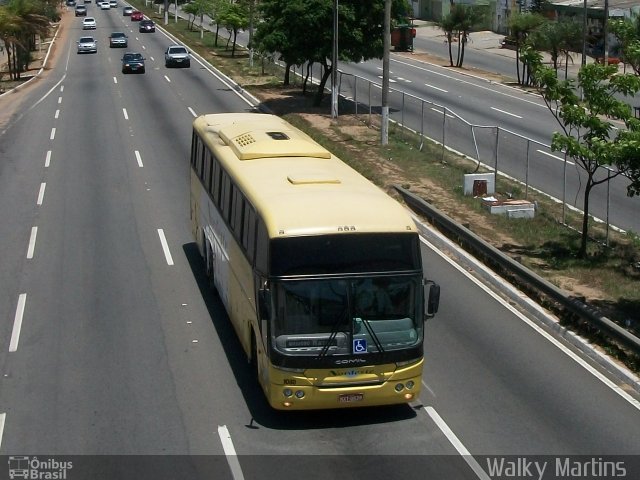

left=359, top=318, right=385, bottom=354
left=316, top=308, right=348, bottom=359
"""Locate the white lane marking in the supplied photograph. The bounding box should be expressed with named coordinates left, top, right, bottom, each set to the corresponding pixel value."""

left=50, top=128, right=56, bottom=140
left=425, top=83, right=448, bottom=93
left=149, top=56, right=154, bottom=62
left=537, top=149, right=575, bottom=166
left=164, top=75, right=171, bottom=83
left=45, top=150, right=52, bottom=168
left=157, top=229, right=174, bottom=265
left=123, top=108, right=129, bottom=120
left=491, top=106, right=522, bottom=119
left=55, top=109, right=60, bottom=119
left=9, top=294, right=27, bottom=352
left=392, top=58, right=548, bottom=110
left=188, top=107, right=197, bottom=117
left=113, top=77, right=118, bottom=84
left=26, top=227, right=38, bottom=259
left=57, top=96, right=62, bottom=104
left=218, top=425, right=245, bottom=480
left=419, top=234, right=640, bottom=411
left=430, top=107, right=455, bottom=118
left=424, top=407, right=491, bottom=480
left=0, top=413, right=5, bottom=450
left=60, top=85, right=64, bottom=92
left=135, top=150, right=143, bottom=168
left=377, top=75, right=397, bottom=83
left=37, top=183, right=46, bottom=206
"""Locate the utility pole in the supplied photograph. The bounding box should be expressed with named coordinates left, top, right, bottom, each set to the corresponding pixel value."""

left=381, top=0, right=391, bottom=145
left=581, top=0, right=587, bottom=67
left=603, top=0, right=609, bottom=65
left=249, top=0, right=255, bottom=68
left=331, top=0, right=339, bottom=119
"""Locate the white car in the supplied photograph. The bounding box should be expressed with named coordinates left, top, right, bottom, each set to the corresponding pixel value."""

left=109, top=0, right=117, bottom=7
left=82, top=17, right=96, bottom=29
left=99, top=1, right=110, bottom=9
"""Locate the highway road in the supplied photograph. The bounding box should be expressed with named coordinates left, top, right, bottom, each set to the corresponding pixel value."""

left=0, top=7, right=639, bottom=480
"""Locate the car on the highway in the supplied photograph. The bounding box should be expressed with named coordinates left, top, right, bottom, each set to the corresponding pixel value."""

left=76, top=36, right=97, bottom=54
left=74, top=4, right=87, bottom=16
left=66, top=0, right=76, bottom=6
left=130, top=10, right=143, bottom=21
left=99, top=1, right=110, bottom=9
left=82, top=17, right=96, bottom=29
left=121, top=52, right=145, bottom=74
left=138, top=19, right=155, bottom=33
left=109, top=32, right=128, bottom=48
left=164, top=45, right=190, bottom=68
left=109, top=0, right=117, bottom=7
left=123, top=6, right=133, bottom=15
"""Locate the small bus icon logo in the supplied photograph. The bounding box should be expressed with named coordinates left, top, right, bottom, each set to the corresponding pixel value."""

left=8, top=456, right=30, bottom=479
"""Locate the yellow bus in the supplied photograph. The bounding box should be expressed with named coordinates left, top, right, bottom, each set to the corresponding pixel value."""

left=190, top=113, right=440, bottom=410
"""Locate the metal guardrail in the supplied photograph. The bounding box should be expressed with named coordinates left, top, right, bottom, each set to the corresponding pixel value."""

left=394, top=185, right=640, bottom=356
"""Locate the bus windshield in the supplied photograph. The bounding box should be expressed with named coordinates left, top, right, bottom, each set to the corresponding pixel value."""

left=271, top=276, right=422, bottom=356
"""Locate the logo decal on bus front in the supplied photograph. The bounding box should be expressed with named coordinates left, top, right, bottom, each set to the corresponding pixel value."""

left=334, top=358, right=367, bottom=365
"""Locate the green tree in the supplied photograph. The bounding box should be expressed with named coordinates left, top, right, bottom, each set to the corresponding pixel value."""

left=508, top=12, right=545, bottom=85
left=0, top=0, right=50, bottom=80
left=533, top=18, right=582, bottom=79
left=609, top=17, right=640, bottom=76
left=439, top=4, right=486, bottom=68
left=217, top=0, right=249, bottom=57
left=255, top=0, right=410, bottom=106
left=183, top=0, right=213, bottom=38
left=532, top=61, right=640, bottom=258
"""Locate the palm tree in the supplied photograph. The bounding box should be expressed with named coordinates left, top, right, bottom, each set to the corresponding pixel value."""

left=508, top=12, right=545, bottom=85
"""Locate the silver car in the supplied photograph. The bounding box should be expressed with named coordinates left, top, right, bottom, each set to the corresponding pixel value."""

left=77, top=36, right=97, bottom=54
left=164, top=45, right=190, bottom=68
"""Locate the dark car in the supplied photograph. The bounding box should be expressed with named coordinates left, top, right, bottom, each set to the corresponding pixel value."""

left=164, top=45, right=190, bottom=68
left=74, top=4, right=87, bottom=16
left=138, top=19, right=155, bottom=33
left=121, top=52, right=145, bottom=74
left=109, top=32, right=128, bottom=48
left=130, top=10, right=143, bottom=21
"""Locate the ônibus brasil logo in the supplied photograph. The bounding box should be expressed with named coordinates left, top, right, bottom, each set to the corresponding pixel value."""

left=8, top=456, right=73, bottom=479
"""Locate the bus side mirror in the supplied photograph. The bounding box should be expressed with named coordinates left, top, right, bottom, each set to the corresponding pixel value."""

left=258, top=288, right=271, bottom=320
left=423, top=280, right=440, bottom=320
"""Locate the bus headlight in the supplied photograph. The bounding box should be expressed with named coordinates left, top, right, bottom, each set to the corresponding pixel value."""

left=295, top=390, right=305, bottom=399
left=394, top=383, right=404, bottom=392
left=406, top=381, right=415, bottom=390
left=283, top=389, right=293, bottom=398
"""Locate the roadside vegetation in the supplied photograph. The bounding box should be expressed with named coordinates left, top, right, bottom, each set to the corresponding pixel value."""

left=3, top=0, right=639, bottom=370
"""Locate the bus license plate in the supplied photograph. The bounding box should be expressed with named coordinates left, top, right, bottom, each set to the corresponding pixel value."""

left=338, top=393, right=364, bottom=403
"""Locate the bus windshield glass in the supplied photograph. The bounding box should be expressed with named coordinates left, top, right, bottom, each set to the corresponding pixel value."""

left=271, top=276, right=422, bottom=356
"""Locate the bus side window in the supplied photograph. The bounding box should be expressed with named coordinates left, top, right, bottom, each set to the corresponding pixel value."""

left=232, top=188, right=244, bottom=238
left=212, top=159, right=221, bottom=207
left=221, top=172, right=232, bottom=222
left=255, top=220, right=269, bottom=273
left=203, top=150, right=213, bottom=192
left=243, top=205, right=257, bottom=264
